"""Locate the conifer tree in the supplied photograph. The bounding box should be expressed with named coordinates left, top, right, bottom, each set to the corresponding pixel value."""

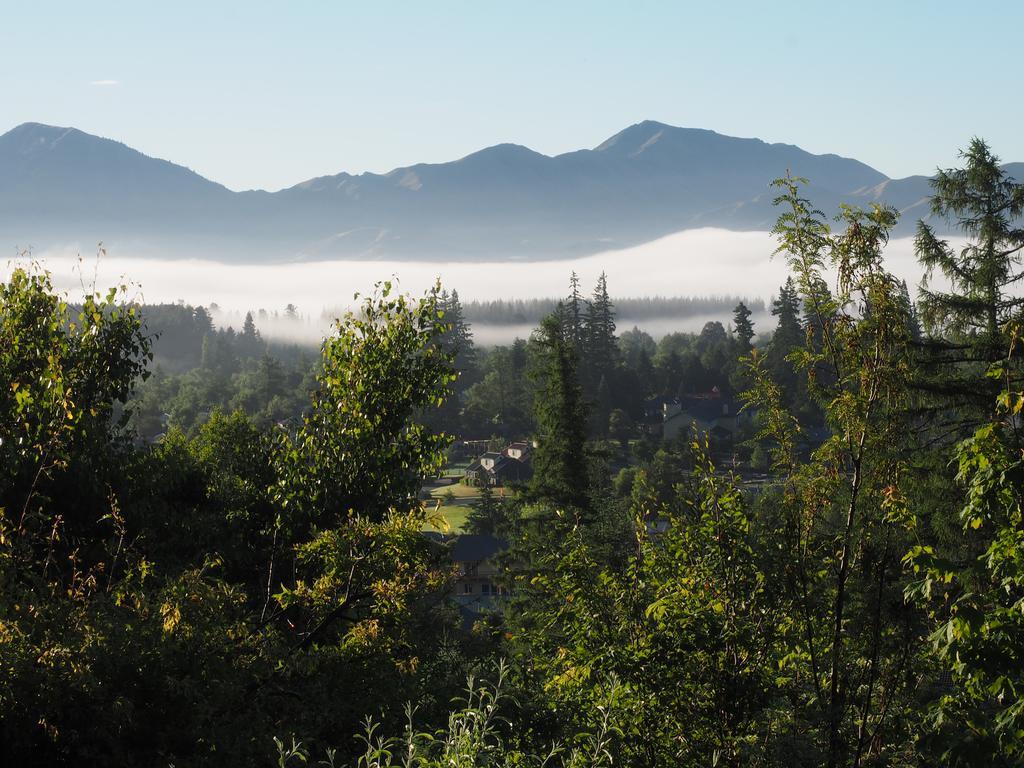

left=242, top=310, right=257, bottom=338
left=239, top=310, right=266, bottom=358
left=733, top=301, right=755, bottom=353
left=528, top=308, right=589, bottom=509
left=915, top=138, right=1024, bottom=419
left=583, top=272, right=618, bottom=390
left=566, top=271, right=586, bottom=356
left=768, top=277, right=803, bottom=397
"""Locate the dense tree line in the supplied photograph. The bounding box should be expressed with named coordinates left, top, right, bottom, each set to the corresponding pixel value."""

left=2, top=140, right=1024, bottom=767
left=460, top=294, right=766, bottom=325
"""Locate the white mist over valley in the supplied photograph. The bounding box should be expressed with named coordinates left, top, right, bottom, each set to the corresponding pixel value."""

left=4, top=227, right=946, bottom=344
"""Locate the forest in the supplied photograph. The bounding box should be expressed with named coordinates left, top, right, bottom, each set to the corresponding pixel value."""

left=2, top=139, right=1024, bottom=767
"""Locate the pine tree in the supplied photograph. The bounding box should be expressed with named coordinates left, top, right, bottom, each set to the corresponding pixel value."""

left=566, top=271, right=586, bottom=355
left=528, top=308, right=589, bottom=509
left=242, top=311, right=257, bottom=338
left=915, top=138, right=1024, bottom=419
left=583, top=272, right=618, bottom=390
left=200, top=333, right=214, bottom=370
left=732, top=301, right=755, bottom=353
left=771, top=278, right=803, bottom=349
left=441, top=289, right=476, bottom=374
left=636, top=347, right=655, bottom=398
left=768, top=277, right=804, bottom=401
left=898, top=280, right=922, bottom=342
left=593, top=374, right=612, bottom=437
left=239, top=311, right=266, bottom=359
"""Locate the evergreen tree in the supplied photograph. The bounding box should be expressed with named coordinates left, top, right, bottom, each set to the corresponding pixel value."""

left=915, top=138, right=1024, bottom=420
left=528, top=309, right=589, bottom=509
left=733, top=301, right=755, bottom=353
left=768, top=277, right=804, bottom=398
left=194, top=305, right=214, bottom=335
left=566, top=271, right=586, bottom=355
left=898, top=279, right=922, bottom=342
left=242, top=310, right=257, bottom=338
left=583, top=272, right=618, bottom=388
left=238, top=311, right=266, bottom=359
left=593, top=374, right=612, bottom=437
left=441, top=290, right=476, bottom=374
left=200, top=333, right=214, bottom=370
left=771, top=278, right=803, bottom=349
left=636, top=347, right=655, bottom=398
left=429, top=289, right=477, bottom=433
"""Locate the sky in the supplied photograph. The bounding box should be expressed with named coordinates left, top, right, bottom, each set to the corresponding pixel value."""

left=3, top=0, right=1022, bottom=192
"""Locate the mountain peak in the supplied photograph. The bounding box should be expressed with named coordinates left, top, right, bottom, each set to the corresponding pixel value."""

left=455, top=143, right=547, bottom=164
left=1, top=122, right=84, bottom=152
left=594, top=121, right=721, bottom=156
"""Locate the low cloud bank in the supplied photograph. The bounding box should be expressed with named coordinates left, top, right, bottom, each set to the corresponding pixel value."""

left=4, top=227, right=949, bottom=344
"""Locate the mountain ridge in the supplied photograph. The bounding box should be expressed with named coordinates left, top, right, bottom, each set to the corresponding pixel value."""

left=1, top=120, right=1019, bottom=262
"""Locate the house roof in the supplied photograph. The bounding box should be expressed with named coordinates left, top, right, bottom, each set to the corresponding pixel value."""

left=665, top=396, right=736, bottom=424
left=451, top=534, right=509, bottom=563
left=492, top=454, right=514, bottom=469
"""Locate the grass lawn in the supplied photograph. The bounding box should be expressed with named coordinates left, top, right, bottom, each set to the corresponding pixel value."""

left=422, top=503, right=471, bottom=533
left=429, top=482, right=481, bottom=499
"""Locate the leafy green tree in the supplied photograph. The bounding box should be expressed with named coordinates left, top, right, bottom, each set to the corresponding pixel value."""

left=0, top=264, right=157, bottom=761
left=1, top=264, right=151, bottom=574
left=276, top=281, right=455, bottom=522
left=509, top=441, right=783, bottom=767
left=906, top=339, right=1024, bottom=765
left=745, top=177, right=925, bottom=767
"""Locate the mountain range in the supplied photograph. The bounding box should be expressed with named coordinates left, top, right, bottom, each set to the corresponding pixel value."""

left=2, top=120, right=1019, bottom=262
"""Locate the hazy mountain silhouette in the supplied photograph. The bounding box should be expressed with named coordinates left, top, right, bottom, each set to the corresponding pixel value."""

left=1, top=120, right=1016, bottom=262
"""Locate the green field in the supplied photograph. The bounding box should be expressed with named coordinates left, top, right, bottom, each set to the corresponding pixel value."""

left=428, top=482, right=481, bottom=499
left=422, top=503, right=471, bottom=533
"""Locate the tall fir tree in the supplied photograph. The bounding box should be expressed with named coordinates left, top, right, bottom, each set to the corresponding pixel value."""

left=566, top=271, right=586, bottom=356
left=915, top=138, right=1024, bottom=422
left=528, top=307, right=589, bottom=509
left=767, top=277, right=805, bottom=406
left=583, top=272, right=618, bottom=392
left=732, top=301, right=755, bottom=353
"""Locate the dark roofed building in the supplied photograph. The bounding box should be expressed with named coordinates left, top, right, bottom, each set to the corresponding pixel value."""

left=465, top=445, right=533, bottom=487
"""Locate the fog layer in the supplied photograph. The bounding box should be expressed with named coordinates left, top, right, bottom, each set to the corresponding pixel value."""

left=5, top=228, right=948, bottom=343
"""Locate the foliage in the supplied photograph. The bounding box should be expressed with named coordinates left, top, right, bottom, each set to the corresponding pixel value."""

left=914, top=138, right=1024, bottom=424
left=743, top=175, right=925, bottom=767
left=527, top=310, right=590, bottom=510
left=275, top=280, right=456, bottom=523
left=506, top=441, right=783, bottom=767
left=906, top=340, right=1024, bottom=765
left=277, top=664, right=623, bottom=768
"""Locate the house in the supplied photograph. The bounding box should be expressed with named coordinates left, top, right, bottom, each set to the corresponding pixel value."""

left=641, top=395, right=679, bottom=436
left=423, top=533, right=510, bottom=625
left=464, top=444, right=533, bottom=487
left=503, top=441, right=532, bottom=461
left=660, top=388, right=739, bottom=444
left=450, top=534, right=509, bottom=605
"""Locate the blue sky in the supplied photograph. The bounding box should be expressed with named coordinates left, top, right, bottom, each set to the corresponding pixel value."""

left=3, top=0, right=1021, bottom=191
